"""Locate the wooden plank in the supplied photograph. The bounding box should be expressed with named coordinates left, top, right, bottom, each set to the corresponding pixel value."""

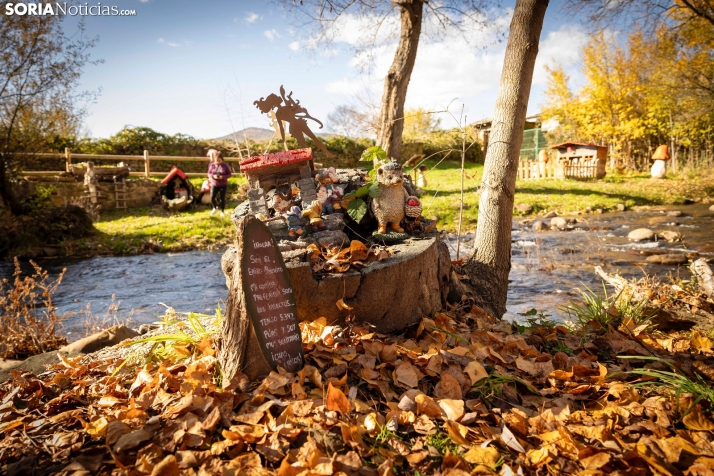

left=20, top=171, right=68, bottom=176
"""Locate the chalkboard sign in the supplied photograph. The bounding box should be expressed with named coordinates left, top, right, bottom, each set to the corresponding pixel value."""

left=240, top=217, right=304, bottom=372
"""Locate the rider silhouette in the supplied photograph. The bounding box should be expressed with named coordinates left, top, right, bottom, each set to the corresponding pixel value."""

left=254, top=86, right=335, bottom=158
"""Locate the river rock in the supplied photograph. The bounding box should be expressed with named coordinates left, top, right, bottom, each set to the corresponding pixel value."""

left=628, top=228, right=656, bottom=241
left=646, top=253, right=688, bottom=265
left=617, top=204, right=626, bottom=212
left=543, top=211, right=557, bottom=218
left=532, top=220, right=548, bottom=232
left=515, top=203, right=534, bottom=214
left=61, top=325, right=140, bottom=354
left=709, top=204, right=714, bottom=213
left=667, top=210, right=684, bottom=217
left=659, top=230, right=680, bottom=242
left=313, top=230, right=350, bottom=249
left=550, top=217, right=568, bottom=229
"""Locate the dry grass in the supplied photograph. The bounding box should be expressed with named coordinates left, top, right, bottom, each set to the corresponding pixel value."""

left=0, top=258, right=68, bottom=359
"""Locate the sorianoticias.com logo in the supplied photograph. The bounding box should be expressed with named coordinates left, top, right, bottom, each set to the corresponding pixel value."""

left=5, top=2, right=137, bottom=16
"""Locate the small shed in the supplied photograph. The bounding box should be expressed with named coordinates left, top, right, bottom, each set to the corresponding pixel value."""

left=549, top=142, right=607, bottom=179
left=239, top=148, right=318, bottom=214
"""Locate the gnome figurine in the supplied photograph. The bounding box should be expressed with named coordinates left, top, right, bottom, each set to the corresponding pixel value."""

left=651, top=145, right=670, bottom=179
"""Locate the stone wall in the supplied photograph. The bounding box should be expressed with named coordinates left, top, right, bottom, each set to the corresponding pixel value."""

left=21, top=178, right=161, bottom=211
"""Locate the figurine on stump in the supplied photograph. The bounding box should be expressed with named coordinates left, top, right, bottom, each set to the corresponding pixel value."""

left=316, top=167, right=343, bottom=214
left=302, top=199, right=327, bottom=232
left=286, top=206, right=304, bottom=238
left=372, top=161, right=409, bottom=241
left=651, top=145, right=670, bottom=179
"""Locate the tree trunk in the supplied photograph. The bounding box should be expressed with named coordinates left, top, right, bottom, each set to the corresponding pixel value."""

left=376, top=0, right=423, bottom=163
left=0, top=155, right=21, bottom=215
left=464, top=0, right=549, bottom=318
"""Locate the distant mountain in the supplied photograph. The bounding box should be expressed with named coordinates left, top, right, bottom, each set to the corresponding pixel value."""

left=212, top=127, right=335, bottom=143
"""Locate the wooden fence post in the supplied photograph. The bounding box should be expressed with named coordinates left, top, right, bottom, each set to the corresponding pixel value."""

left=143, top=150, right=150, bottom=178
left=65, top=148, right=71, bottom=173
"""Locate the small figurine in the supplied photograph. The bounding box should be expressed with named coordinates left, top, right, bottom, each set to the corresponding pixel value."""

left=273, top=193, right=293, bottom=215
left=416, top=165, right=427, bottom=188
left=286, top=205, right=304, bottom=238
left=301, top=199, right=327, bottom=232
left=372, top=161, right=409, bottom=235
left=651, top=144, right=670, bottom=179
left=83, top=161, right=98, bottom=204
left=405, top=196, right=422, bottom=222
left=316, top=167, right=343, bottom=214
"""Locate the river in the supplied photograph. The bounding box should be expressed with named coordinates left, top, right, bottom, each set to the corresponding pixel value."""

left=1, top=203, right=712, bottom=334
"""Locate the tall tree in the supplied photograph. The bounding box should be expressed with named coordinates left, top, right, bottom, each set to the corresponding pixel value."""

left=279, top=0, right=495, bottom=161
left=464, top=0, right=549, bottom=318
left=0, top=14, right=96, bottom=214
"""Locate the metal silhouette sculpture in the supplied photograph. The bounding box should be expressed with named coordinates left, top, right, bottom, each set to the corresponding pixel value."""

left=254, top=86, right=335, bottom=158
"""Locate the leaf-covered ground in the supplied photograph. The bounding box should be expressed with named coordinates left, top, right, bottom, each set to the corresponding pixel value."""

left=1, top=305, right=714, bottom=475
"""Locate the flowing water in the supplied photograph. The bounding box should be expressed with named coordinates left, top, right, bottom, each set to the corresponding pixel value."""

left=2, top=203, right=712, bottom=335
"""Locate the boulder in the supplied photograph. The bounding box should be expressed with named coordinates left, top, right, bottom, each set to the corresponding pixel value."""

left=543, top=211, right=557, bottom=218
left=515, top=203, right=534, bottom=214
left=221, top=237, right=451, bottom=333
left=550, top=217, right=568, bottom=229
left=646, top=253, right=688, bottom=265
left=667, top=210, right=684, bottom=217
left=709, top=204, right=714, bottom=213
left=628, top=228, right=655, bottom=242
left=617, top=204, right=626, bottom=212
left=532, top=220, right=548, bottom=232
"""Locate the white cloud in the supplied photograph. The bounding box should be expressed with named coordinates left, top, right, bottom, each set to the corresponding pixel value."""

left=264, top=29, right=280, bottom=41
left=157, top=38, right=181, bottom=48
left=244, top=12, right=259, bottom=23
left=323, top=11, right=587, bottom=121
left=288, top=41, right=300, bottom=51
left=138, top=0, right=149, bottom=3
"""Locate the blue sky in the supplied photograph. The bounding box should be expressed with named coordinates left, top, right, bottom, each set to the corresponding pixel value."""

left=66, top=0, right=586, bottom=139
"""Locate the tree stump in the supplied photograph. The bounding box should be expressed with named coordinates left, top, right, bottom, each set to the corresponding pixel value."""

left=222, top=236, right=451, bottom=333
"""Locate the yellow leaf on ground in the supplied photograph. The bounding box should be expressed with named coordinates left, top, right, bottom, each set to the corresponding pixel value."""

left=326, top=382, right=351, bottom=414
left=415, top=394, right=443, bottom=418
left=84, top=417, right=108, bottom=437
left=464, top=361, right=488, bottom=385
left=462, top=446, right=499, bottom=466
left=438, top=399, right=464, bottom=421
left=581, top=452, right=610, bottom=470
left=683, top=405, right=714, bottom=431
left=691, top=331, right=713, bottom=354
left=336, top=299, right=353, bottom=311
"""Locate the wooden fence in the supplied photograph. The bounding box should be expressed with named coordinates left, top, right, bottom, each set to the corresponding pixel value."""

left=19, top=148, right=243, bottom=178
left=517, top=159, right=600, bottom=180
left=517, top=159, right=557, bottom=180
left=562, top=162, right=599, bottom=179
